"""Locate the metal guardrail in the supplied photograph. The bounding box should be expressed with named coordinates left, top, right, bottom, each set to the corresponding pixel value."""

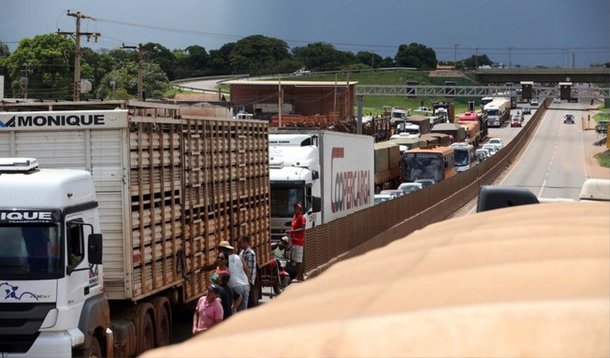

left=304, top=98, right=551, bottom=276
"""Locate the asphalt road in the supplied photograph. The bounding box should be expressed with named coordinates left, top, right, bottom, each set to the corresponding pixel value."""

left=496, top=101, right=589, bottom=199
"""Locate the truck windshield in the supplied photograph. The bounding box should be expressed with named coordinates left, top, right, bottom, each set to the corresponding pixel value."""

left=454, top=149, right=470, bottom=166
left=403, top=153, right=443, bottom=182
left=486, top=109, right=499, bottom=116
left=0, top=225, right=62, bottom=280
left=271, top=187, right=305, bottom=218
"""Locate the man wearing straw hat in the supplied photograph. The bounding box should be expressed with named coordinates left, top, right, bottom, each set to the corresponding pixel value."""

left=218, top=240, right=251, bottom=312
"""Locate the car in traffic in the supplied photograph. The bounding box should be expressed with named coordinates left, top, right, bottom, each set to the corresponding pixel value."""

left=379, top=189, right=404, bottom=199
left=374, top=194, right=393, bottom=205
left=414, top=179, right=436, bottom=188
left=291, top=68, right=311, bottom=77
left=510, top=114, right=522, bottom=127
left=530, top=99, right=539, bottom=106
left=475, top=148, right=490, bottom=162
left=522, top=107, right=531, bottom=115
left=487, top=137, right=504, bottom=150
left=563, top=113, right=575, bottom=124
left=482, top=143, right=498, bottom=156
left=397, top=182, right=424, bottom=195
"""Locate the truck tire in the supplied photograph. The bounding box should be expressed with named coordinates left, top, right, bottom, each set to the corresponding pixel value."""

left=138, top=312, right=155, bottom=355
left=78, top=336, right=102, bottom=358
left=155, top=303, right=171, bottom=347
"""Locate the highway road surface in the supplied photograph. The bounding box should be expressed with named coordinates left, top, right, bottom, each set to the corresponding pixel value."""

left=454, top=99, right=604, bottom=217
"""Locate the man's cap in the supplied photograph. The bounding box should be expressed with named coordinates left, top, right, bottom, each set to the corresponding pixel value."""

left=281, top=236, right=290, bottom=243
left=218, top=240, right=234, bottom=250
left=294, top=203, right=303, bottom=210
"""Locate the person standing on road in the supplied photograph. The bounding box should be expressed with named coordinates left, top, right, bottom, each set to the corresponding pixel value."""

left=287, top=203, right=306, bottom=282
left=238, top=235, right=257, bottom=308
left=219, top=240, right=251, bottom=312
left=211, top=252, right=238, bottom=320
left=192, top=284, right=223, bottom=335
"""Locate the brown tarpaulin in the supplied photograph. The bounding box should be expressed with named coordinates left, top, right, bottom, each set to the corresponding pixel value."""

left=143, top=202, right=610, bottom=357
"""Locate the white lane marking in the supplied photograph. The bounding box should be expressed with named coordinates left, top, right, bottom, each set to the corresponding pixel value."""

left=538, top=178, right=547, bottom=197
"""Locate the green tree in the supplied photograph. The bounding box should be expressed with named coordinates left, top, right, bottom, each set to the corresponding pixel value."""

left=96, top=61, right=169, bottom=100
left=394, top=43, right=437, bottom=70
left=293, top=42, right=357, bottom=71
left=208, top=42, right=236, bottom=75
left=4, top=33, right=74, bottom=99
left=379, top=56, right=396, bottom=68
left=356, top=51, right=383, bottom=68
left=0, top=42, right=10, bottom=96
left=174, top=45, right=209, bottom=79
left=229, top=35, right=290, bottom=75
left=457, top=54, right=493, bottom=70
left=141, top=42, right=177, bottom=80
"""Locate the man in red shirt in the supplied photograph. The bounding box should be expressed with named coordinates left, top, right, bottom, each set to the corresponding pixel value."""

left=287, top=203, right=306, bottom=281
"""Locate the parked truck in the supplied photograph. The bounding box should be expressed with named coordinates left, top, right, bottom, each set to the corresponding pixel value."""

left=484, top=98, right=511, bottom=127
left=430, top=123, right=466, bottom=143
left=268, top=130, right=374, bottom=242
left=0, top=104, right=271, bottom=357
left=456, top=112, right=481, bottom=147
left=374, top=142, right=401, bottom=192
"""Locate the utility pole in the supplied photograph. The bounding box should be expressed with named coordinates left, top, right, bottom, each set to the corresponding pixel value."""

left=475, top=47, right=480, bottom=69
left=508, top=47, right=514, bottom=68
left=20, top=63, right=32, bottom=99
left=57, top=10, right=99, bottom=101
left=453, top=43, right=460, bottom=65
left=122, top=43, right=145, bottom=101
left=572, top=51, right=576, bottom=68
left=278, top=75, right=282, bottom=127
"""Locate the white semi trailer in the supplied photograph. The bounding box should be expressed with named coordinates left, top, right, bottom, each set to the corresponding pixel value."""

left=269, top=130, right=374, bottom=242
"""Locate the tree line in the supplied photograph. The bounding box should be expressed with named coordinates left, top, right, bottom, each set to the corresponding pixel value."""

left=0, top=33, right=495, bottom=101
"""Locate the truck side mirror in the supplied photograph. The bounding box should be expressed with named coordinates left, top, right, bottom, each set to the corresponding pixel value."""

left=312, top=197, right=322, bottom=212
left=312, top=171, right=319, bottom=180
left=88, top=233, right=103, bottom=265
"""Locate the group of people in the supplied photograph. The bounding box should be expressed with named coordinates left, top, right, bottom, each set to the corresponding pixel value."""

left=192, top=202, right=308, bottom=335
left=192, top=235, right=257, bottom=335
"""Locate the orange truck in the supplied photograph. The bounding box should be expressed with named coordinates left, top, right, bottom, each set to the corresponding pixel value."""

left=457, top=112, right=484, bottom=147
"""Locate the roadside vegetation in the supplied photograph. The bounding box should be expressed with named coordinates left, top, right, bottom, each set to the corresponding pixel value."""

left=594, top=150, right=610, bottom=168
left=0, top=33, right=491, bottom=102
left=594, top=104, right=610, bottom=122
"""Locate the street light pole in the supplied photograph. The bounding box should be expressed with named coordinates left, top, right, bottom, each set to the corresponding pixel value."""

left=453, top=43, right=460, bottom=65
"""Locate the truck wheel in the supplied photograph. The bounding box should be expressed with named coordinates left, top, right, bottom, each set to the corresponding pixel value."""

left=79, top=336, right=102, bottom=358
left=156, top=304, right=171, bottom=347
left=139, top=312, right=155, bottom=354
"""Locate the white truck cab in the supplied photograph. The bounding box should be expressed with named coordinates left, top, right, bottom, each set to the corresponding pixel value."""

left=0, top=158, right=108, bottom=357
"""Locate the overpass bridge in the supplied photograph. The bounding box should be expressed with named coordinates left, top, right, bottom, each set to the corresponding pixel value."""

left=474, top=68, right=610, bottom=84
left=355, top=84, right=609, bottom=99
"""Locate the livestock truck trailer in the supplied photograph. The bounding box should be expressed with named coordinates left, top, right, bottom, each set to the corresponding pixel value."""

left=0, top=102, right=271, bottom=357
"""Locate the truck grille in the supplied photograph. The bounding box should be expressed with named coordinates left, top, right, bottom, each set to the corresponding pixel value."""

left=0, top=303, right=54, bottom=353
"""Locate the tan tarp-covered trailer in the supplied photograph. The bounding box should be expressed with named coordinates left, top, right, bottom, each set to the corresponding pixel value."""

left=144, top=202, right=610, bottom=357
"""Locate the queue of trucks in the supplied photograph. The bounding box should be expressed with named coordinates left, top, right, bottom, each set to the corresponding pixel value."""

left=373, top=99, right=501, bottom=190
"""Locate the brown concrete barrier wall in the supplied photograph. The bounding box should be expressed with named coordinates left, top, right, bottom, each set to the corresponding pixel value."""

left=304, top=99, right=551, bottom=275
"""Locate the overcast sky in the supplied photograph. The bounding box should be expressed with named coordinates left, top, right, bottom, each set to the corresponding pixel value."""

left=1, top=0, right=609, bottom=67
